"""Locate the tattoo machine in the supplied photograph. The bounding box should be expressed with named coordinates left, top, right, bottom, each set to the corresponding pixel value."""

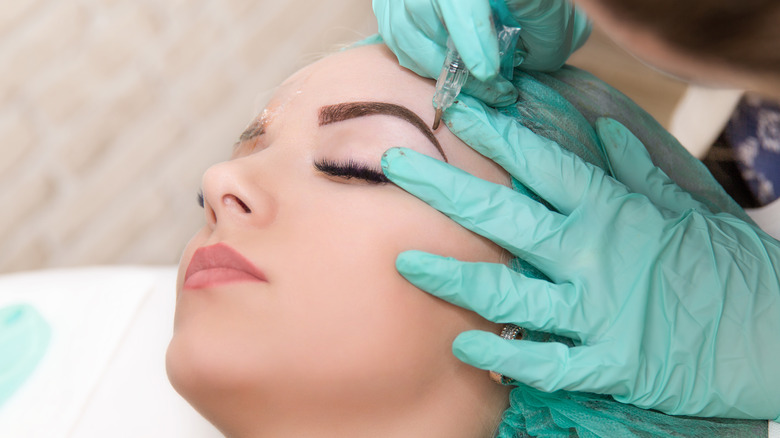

left=431, top=21, right=522, bottom=130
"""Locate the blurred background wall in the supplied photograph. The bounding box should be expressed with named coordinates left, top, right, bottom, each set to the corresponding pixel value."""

left=0, top=0, right=685, bottom=274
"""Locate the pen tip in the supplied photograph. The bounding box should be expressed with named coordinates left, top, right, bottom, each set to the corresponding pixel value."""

left=432, top=108, right=442, bottom=130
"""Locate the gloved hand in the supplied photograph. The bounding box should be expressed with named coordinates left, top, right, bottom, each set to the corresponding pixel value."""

left=380, top=96, right=780, bottom=421
left=373, top=0, right=591, bottom=106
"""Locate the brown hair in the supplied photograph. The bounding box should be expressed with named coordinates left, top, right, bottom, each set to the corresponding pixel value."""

left=594, top=0, right=780, bottom=74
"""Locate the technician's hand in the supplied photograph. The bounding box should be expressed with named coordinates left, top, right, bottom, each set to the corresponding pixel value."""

left=380, top=96, right=780, bottom=421
left=373, top=0, right=591, bottom=106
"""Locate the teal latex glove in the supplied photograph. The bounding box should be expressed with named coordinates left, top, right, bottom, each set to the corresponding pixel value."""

left=373, top=0, right=591, bottom=106
left=380, top=98, right=780, bottom=421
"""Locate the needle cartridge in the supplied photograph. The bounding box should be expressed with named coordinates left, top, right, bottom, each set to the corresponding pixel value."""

left=431, top=37, right=469, bottom=130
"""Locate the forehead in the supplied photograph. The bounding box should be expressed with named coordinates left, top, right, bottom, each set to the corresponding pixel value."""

left=269, top=45, right=437, bottom=125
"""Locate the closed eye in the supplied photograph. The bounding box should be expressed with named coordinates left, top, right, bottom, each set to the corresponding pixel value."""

left=314, top=158, right=390, bottom=184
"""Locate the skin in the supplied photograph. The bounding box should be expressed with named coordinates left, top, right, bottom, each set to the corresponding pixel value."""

left=574, top=0, right=780, bottom=100
left=166, top=44, right=511, bottom=438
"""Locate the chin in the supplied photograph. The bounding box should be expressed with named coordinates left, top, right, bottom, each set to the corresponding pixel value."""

left=166, top=331, right=246, bottom=403
left=166, top=334, right=256, bottom=436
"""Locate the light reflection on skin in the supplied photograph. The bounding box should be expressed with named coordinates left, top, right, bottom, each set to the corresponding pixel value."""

left=167, top=44, right=511, bottom=438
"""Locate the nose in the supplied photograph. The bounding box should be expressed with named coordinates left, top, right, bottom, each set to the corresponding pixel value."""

left=200, top=160, right=277, bottom=229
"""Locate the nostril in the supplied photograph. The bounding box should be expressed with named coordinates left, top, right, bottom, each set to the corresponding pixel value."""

left=237, top=198, right=251, bottom=213
left=223, top=194, right=252, bottom=214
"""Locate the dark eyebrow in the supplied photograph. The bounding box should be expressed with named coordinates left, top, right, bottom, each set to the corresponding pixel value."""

left=318, top=102, right=447, bottom=162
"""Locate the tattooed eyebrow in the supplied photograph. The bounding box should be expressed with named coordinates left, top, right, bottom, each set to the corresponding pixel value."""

left=318, top=101, right=447, bottom=162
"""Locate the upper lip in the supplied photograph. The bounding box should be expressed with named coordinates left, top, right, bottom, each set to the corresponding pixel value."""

left=185, top=243, right=267, bottom=283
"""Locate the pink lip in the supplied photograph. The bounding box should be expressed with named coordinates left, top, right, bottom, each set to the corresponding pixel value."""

left=184, top=243, right=267, bottom=290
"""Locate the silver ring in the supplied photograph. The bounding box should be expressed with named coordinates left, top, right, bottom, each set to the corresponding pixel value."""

left=489, top=323, right=524, bottom=384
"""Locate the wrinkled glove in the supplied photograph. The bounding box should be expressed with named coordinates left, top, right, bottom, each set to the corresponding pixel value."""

left=373, top=0, right=591, bottom=106
left=380, top=96, right=780, bottom=421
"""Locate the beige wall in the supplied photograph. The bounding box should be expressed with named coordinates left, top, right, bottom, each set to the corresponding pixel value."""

left=0, top=1, right=685, bottom=274
left=0, top=0, right=377, bottom=273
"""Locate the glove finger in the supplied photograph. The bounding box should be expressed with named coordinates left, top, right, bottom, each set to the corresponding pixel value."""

left=374, top=0, right=446, bottom=79
left=394, top=32, right=447, bottom=78
left=570, top=4, right=592, bottom=51
left=436, top=0, right=499, bottom=81
left=596, top=118, right=709, bottom=214
left=503, top=0, right=591, bottom=71
left=402, top=0, right=446, bottom=38
left=397, top=251, right=587, bottom=340
left=381, top=147, right=569, bottom=266
left=453, top=331, right=614, bottom=395
left=461, top=75, right=518, bottom=107
left=445, top=95, right=627, bottom=214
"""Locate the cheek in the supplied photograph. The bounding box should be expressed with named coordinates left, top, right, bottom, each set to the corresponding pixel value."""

left=270, top=249, right=466, bottom=407
left=271, top=187, right=502, bottom=371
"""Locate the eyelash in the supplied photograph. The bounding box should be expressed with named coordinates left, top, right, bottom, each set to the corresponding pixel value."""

left=195, top=159, right=389, bottom=207
left=314, top=158, right=390, bottom=184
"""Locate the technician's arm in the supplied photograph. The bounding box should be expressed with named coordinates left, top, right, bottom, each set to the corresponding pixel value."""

left=373, top=0, right=590, bottom=106
left=381, top=95, right=780, bottom=420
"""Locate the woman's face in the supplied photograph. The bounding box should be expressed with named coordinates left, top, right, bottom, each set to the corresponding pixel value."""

left=167, top=44, right=510, bottom=433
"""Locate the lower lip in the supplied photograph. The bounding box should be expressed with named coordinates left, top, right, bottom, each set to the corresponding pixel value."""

left=183, top=268, right=266, bottom=290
